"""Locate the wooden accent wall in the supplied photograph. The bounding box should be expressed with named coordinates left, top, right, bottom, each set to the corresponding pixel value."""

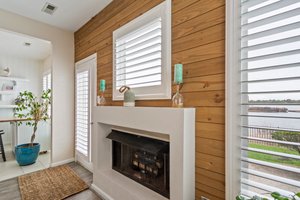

left=75, top=0, right=225, bottom=199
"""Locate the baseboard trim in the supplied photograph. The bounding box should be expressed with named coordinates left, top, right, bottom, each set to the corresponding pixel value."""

left=76, top=160, right=93, bottom=173
left=50, top=158, right=75, bottom=167
left=75, top=154, right=93, bottom=172
left=91, top=184, right=114, bottom=200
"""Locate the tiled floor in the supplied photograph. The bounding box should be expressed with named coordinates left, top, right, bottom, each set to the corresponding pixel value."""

left=0, top=144, right=50, bottom=182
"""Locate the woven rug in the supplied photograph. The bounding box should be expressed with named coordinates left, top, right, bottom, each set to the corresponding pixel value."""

left=18, top=165, right=89, bottom=200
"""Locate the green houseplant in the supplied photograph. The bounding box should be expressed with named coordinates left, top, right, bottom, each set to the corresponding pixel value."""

left=14, top=89, right=51, bottom=166
left=236, top=191, right=300, bottom=200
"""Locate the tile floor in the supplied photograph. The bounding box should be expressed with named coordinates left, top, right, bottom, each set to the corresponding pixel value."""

left=0, top=144, right=50, bottom=182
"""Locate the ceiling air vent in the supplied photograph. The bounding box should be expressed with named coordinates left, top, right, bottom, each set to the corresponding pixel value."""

left=24, top=42, right=31, bottom=47
left=42, top=2, right=57, bottom=15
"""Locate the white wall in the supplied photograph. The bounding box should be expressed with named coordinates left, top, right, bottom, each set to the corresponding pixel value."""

left=0, top=55, right=42, bottom=145
left=0, top=9, right=75, bottom=164
left=0, top=54, right=42, bottom=95
left=42, top=55, right=52, bottom=74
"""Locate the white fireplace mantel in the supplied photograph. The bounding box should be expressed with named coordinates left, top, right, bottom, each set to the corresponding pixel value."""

left=91, top=106, right=195, bottom=200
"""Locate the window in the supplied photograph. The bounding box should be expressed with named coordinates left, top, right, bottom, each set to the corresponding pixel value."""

left=227, top=0, right=300, bottom=199
left=43, top=73, right=51, bottom=91
left=75, top=70, right=90, bottom=158
left=112, top=0, right=171, bottom=100
left=43, top=72, right=51, bottom=116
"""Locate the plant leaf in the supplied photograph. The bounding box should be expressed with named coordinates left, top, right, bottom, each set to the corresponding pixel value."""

left=236, top=195, right=247, bottom=200
left=271, top=192, right=281, bottom=199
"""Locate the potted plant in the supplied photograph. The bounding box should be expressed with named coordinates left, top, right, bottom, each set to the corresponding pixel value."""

left=236, top=191, right=300, bottom=200
left=14, top=89, right=51, bottom=166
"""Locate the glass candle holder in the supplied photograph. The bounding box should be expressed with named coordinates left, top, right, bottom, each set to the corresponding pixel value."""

left=172, top=84, right=183, bottom=108
left=97, top=91, right=106, bottom=106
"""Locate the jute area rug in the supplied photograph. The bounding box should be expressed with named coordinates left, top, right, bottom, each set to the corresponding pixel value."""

left=18, top=165, right=89, bottom=200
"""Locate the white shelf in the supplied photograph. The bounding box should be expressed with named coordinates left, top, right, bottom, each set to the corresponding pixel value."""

left=0, top=105, right=17, bottom=108
left=0, top=90, right=15, bottom=95
left=0, top=76, right=29, bottom=82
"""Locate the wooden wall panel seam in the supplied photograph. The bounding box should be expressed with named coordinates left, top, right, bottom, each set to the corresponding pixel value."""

left=172, top=0, right=225, bottom=27
left=172, top=4, right=225, bottom=28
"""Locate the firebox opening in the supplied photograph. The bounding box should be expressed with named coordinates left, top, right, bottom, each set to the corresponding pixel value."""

left=107, top=129, right=170, bottom=198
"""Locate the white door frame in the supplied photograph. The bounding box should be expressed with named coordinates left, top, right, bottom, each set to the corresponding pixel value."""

left=75, top=53, right=97, bottom=172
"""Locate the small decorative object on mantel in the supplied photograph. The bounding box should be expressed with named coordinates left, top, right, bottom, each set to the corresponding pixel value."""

left=172, top=63, right=184, bottom=108
left=0, top=67, right=11, bottom=77
left=119, top=86, right=135, bottom=107
left=97, top=79, right=106, bottom=106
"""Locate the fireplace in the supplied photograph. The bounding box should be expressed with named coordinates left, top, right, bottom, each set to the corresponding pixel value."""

left=107, top=129, right=170, bottom=198
left=91, top=106, right=195, bottom=200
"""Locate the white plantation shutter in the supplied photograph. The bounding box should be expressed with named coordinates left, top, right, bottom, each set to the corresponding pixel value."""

left=43, top=73, right=51, bottom=91
left=240, top=0, right=300, bottom=197
left=43, top=73, right=51, bottom=116
left=43, top=76, right=47, bottom=91
left=115, top=18, right=162, bottom=89
left=113, top=0, right=171, bottom=100
left=76, top=70, right=90, bottom=157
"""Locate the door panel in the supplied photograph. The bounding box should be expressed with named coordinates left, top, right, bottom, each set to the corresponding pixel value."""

left=75, top=55, right=96, bottom=170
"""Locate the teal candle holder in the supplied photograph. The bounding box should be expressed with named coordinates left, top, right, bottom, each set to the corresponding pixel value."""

left=97, top=79, right=106, bottom=106
left=172, top=64, right=184, bottom=108
left=174, top=63, right=183, bottom=84
left=100, top=79, right=106, bottom=92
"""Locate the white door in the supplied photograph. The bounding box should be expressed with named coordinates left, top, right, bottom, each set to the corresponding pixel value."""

left=75, top=54, right=96, bottom=171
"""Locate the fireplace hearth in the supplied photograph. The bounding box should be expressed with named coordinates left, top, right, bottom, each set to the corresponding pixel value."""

left=107, top=130, right=170, bottom=198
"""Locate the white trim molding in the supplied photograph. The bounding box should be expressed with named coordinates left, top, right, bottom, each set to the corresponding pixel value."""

left=91, top=184, right=114, bottom=200
left=75, top=153, right=93, bottom=172
left=75, top=53, right=97, bottom=66
left=225, top=0, right=242, bottom=199
left=51, top=158, right=75, bottom=167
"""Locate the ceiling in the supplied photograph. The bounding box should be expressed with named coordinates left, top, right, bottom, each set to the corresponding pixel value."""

left=0, top=29, right=52, bottom=60
left=0, top=0, right=112, bottom=31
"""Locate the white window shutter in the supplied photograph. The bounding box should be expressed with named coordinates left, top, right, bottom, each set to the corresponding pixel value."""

left=115, top=18, right=162, bottom=89
left=240, top=0, right=300, bottom=197
left=112, top=0, right=171, bottom=100
left=75, top=70, right=90, bottom=157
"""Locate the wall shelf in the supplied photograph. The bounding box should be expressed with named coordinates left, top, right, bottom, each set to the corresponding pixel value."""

left=0, top=105, right=17, bottom=109
left=0, top=90, right=16, bottom=95
left=0, top=76, right=29, bottom=82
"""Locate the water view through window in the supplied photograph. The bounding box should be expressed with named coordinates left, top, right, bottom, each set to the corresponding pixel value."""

left=240, top=0, right=300, bottom=197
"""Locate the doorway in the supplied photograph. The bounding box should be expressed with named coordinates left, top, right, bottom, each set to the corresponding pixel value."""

left=0, top=29, right=52, bottom=181
left=75, top=54, right=96, bottom=172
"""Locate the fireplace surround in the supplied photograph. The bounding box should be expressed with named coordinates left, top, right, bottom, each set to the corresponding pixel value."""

left=91, top=106, right=195, bottom=200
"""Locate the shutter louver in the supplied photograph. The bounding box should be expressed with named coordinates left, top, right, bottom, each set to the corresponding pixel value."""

left=43, top=73, right=51, bottom=116
left=43, top=76, right=47, bottom=91
left=240, top=0, right=300, bottom=197
left=114, top=18, right=162, bottom=89
left=76, top=70, right=89, bottom=157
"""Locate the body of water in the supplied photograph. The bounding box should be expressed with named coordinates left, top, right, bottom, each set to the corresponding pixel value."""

left=247, top=106, right=300, bottom=131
